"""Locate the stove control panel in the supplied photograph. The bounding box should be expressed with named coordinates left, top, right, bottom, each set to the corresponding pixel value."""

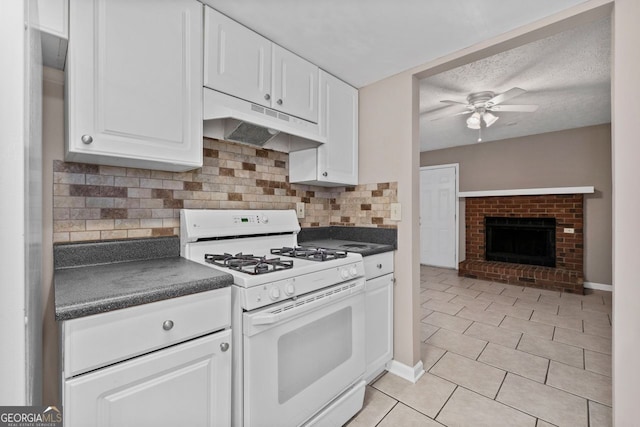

left=240, top=261, right=365, bottom=310
left=232, top=214, right=268, bottom=224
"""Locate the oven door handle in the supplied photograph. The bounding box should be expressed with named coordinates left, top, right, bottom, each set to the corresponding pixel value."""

left=250, top=312, right=281, bottom=326
left=244, top=279, right=365, bottom=334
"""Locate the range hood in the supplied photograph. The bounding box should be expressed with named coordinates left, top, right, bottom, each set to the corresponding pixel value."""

left=203, top=88, right=325, bottom=152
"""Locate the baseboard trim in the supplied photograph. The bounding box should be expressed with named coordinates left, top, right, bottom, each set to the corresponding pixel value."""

left=385, top=359, right=425, bottom=384
left=584, top=281, right=612, bottom=292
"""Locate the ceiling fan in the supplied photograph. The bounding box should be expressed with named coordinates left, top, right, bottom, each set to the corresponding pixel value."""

left=424, top=87, right=539, bottom=139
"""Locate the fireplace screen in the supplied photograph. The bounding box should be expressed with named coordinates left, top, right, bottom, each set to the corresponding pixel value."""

left=485, top=217, right=556, bottom=267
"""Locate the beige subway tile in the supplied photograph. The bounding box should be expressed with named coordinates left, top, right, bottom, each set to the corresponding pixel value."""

left=100, top=230, right=128, bottom=240
left=127, top=209, right=152, bottom=219
left=53, top=232, right=70, bottom=243
left=54, top=172, right=85, bottom=184
left=86, top=174, right=114, bottom=186
left=114, top=176, right=140, bottom=187
left=127, top=229, right=152, bottom=238
left=53, top=208, right=70, bottom=220
left=54, top=220, right=85, bottom=232
left=162, top=180, right=183, bottom=190
left=69, top=208, right=100, bottom=220
left=150, top=170, right=173, bottom=180
left=115, top=219, right=140, bottom=229
left=69, top=231, right=101, bottom=241
left=99, top=165, right=126, bottom=176
left=86, top=219, right=115, bottom=231
left=140, top=218, right=163, bottom=228
left=139, top=178, right=163, bottom=188
left=54, top=196, right=85, bottom=208
left=53, top=184, right=70, bottom=196
left=127, top=188, right=152, bottom=198
left=162, top=218, right=179, bottom=228
left=172, top=190, right=194, bottom=200
left=139, top=199, right=164, bottom=209
left=86, top=197, right=114, bottom=208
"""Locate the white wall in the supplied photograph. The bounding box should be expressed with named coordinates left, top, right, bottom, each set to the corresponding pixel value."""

left=612, top=0, right=640, bottom=424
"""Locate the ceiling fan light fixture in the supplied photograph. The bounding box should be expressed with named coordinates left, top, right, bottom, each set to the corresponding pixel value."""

left=483, top=111, right=499, bottom=127
left=466, top=112, right=481, bottom=129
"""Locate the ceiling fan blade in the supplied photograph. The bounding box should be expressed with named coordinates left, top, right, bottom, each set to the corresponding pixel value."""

left=489, top=104, right=539, bottom=112
left=422, top=104, right=472, bottom=121
left=440, top=100, right=469, bottom=106
left=486, top=87, right=526, bottom=106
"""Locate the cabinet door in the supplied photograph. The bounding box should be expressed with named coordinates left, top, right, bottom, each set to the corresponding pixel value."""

left=272, top=44, right=319, bottom=123
left=64, top=330, right=231, bottom=427
left=204, top=7, right=271, bottom=107
left=365, top=274, right=394, bottom=382
left=66, top=0, right=203, bottom=172
left=317, top=71, right=358, bottom=185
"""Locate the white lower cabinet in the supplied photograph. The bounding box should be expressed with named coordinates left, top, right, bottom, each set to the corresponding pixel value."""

left=61, top=288, right=232, bottom=427
left=363, top=253, right=394, bottom=382
left=64, top=330, right=231, bottom=427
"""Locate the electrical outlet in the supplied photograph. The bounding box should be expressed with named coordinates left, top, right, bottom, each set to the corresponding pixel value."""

left=390, top=203, right=401, bottom=221
left=296, top=202, right=305, bottom=219
left=564, top=228, right=575, bottom=234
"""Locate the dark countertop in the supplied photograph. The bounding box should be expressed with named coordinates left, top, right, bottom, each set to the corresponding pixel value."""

left=54, top=237, right=233, bottom=321
left=298, top=226, right=397, bottom=256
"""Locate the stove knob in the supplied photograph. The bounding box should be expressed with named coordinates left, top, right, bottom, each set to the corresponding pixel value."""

left=261, top=215, right=269, bottom=224
left=284, top=283, right=296, bottom=296
left=269, top=287, right=281, bottom=301
left=340, top=269, right=350, bottom=280
left=349, top=266, right=358, bottom=277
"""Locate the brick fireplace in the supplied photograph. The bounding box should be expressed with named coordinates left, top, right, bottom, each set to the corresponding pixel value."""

left=459, top=194, right=584, bottom=293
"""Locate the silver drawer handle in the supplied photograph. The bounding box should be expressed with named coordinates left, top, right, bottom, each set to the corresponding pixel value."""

left=220, top=342, right=230, bottom=352
left=377, top=264, right=382, bottom=269
left=162, top=320, right=174, bottom=331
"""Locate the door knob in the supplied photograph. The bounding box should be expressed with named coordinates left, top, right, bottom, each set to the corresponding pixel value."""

left=264, top=94, right=271, bottom=100
left=277, top=99, right=283, bottom=105
left=220, top=342, right=230, bottom=352
left=81, top=134, right=93, bottom=144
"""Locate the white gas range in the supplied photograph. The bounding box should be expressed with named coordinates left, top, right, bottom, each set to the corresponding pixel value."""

left=180, top=209, right=367, bottom=427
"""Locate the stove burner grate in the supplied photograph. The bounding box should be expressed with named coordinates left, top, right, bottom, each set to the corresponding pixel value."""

left=204, top=253, right=294, bottom=275
left=270, top=247, right=348, bottom=262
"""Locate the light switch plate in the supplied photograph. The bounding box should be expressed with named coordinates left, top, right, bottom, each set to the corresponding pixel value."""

left=296, top=202, right=305, bottom=219
left=390, top=203, right=401, bottom=221
left=564, top=228, right=575, bottom=234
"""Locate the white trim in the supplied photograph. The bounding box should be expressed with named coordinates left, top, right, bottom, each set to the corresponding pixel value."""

left=420, top=164, right=460, bottom=270
left=385, top=360, right=425, bottom=384
left=459, top=186, right=595, bottom=198
left=584, top=281, right=612, bottom=292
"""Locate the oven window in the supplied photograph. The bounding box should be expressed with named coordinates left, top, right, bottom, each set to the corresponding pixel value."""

left=277, top=307, right=352, bottom=404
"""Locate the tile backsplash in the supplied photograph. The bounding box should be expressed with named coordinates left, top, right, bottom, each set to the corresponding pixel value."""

left=53, top=138, right=398, bottom=242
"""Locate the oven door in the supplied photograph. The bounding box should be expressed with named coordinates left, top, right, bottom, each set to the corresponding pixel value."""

left=242, top=279, right=366, bottom=427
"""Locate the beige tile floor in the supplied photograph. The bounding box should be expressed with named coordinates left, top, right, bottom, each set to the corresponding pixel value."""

left=346, top=266, right=612, bottom=427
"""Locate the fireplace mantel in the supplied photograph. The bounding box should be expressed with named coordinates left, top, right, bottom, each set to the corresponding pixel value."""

left=459, top=186, right=594, bottom=198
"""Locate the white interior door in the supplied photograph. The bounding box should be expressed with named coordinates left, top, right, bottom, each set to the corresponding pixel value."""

left=420, top=165, right=458, bottom=268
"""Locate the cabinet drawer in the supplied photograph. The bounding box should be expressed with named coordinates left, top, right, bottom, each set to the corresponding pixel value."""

left=363, top=252, right=394, bottom=280
left=62, top=287, right=230, bottom=378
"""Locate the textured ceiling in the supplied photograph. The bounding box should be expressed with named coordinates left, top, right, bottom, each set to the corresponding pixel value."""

left=202, top=0, right=587, bottom=88
left=420, top=16, right=611, bottom=152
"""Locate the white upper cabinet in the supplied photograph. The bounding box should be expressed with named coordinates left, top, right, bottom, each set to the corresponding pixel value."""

left=271, top=44, right=319, bottom=123
left=204, top=7, right=319, bottom=123
left=289, top=71, right=358, bottom=186
left=66, top=0, right=203, bottom=172
left=204, top=7, right=272, bottom=107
